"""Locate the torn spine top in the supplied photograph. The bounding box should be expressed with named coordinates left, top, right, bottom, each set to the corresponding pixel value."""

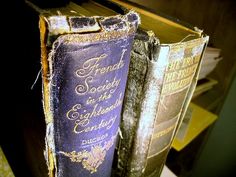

left=36, top=2, right=140, bottom=177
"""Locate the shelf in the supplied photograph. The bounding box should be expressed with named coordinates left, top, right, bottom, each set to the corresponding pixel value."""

left=192, top=87, right=223, bottom=111
left=172, top=103, right=218, bottom=151
left=192, top=77, right=218, bottom=99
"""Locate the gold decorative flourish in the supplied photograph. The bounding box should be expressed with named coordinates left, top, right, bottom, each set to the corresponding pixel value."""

left=59, top=135, right=116, bottom=173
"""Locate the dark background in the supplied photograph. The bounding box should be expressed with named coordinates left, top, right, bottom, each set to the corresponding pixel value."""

left=1, top=0, right=67, bottom=176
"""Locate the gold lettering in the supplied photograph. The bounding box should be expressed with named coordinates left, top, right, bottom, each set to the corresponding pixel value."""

left=182, top=57, right=194, bottom=67
left=166, top=60, right=181, bottom=72
left=75, top=76, right=93, bottom=95
left=164, top=72, right=178, bottom=83
left=75, top=49, right=126, bottom=78
left=66, top=93, right=123, bottom=134
left=98, top=92, right=112, bottom=102
left=67, top=49, right=128, bottom=137
left=86, top=96, right=96, bottom=105
left=75, top=76, right=121, bottom=95
left=74, top=116, right=117, bottom=134
left=162, top=75, right=193, bottom=94
left=166, top=55, right=201, bottom=73
left=164, top=64, right=198, bottom=83
left=94, top=57, right=125, bottom=76
left=81, top=133, right=108, bottom=146
left=153, top=125, right=175, bottom=140
left=76, top=54, right=107, bottom=78
left=66, top=104, right=82, bottom=120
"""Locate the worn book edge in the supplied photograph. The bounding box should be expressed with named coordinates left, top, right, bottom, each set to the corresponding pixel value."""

left=173, top=35, right=209, bottom=137
left=118, top=31, right=209, bottom=177
left=39, top=8, right=140, bottom=176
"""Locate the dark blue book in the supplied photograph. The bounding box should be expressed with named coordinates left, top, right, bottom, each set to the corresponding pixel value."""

left=35, top=2, right=139, bottom=177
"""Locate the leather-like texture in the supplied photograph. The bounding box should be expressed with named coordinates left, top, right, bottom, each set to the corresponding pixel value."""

left=118, top=29, right=208, bottom=177
left=52, top=35, right=133, bottom=177
left=40, top=11, right=139, bottom=177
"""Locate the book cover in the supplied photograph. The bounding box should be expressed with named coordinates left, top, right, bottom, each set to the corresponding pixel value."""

left=119, top=30, right=208, bottom=177
left=108, top=1, right=209, bottom=177
left=36, top=2, right=139, bottom=177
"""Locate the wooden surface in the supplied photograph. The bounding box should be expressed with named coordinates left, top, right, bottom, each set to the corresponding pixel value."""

left=172, top=103, right=217, bottom=151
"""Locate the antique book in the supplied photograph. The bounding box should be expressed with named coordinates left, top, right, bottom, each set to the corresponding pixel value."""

left=28, top=1, right=139, bottom=177
left=105, top=1, right=209, bottom=177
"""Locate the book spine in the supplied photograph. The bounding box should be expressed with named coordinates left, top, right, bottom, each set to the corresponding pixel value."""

left=118, top=33, right=208, bottom=177
left=40, top=13, right=139, bottom=177
left=144, top=37, right=208, bottom=177
left=128, top=45, right=170, bottom=177
left=173, top=37, right=209, bottom=137
left=117, top=31, right=160, bottom=177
